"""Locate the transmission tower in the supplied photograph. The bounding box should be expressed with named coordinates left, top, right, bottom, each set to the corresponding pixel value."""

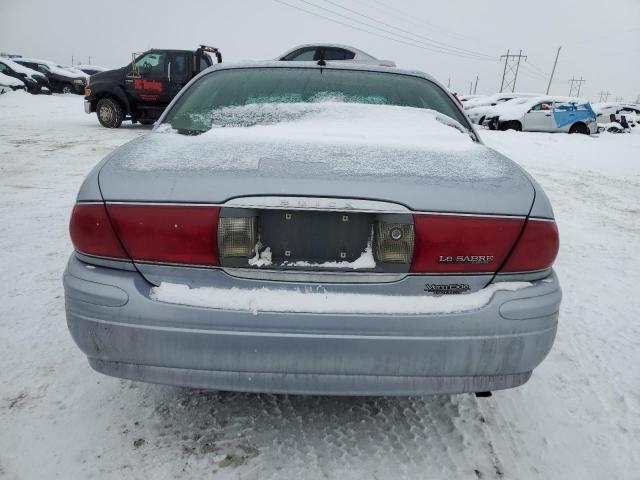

left=568, top=77, right=586, bottom=97
left=597, top=90, right=611, bottom=102
left=499, top=50, right=527, bottom=92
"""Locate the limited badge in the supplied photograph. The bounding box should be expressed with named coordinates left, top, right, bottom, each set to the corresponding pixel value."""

left=424, top=283, right=471, bottom=294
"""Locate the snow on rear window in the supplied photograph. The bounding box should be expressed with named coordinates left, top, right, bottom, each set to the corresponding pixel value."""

left=165, top=67, right=469, bottom=134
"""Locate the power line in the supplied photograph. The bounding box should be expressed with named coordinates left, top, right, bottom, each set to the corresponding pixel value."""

left=298, top=0, right=497, bottom=60
left=525, top=61, right=549, bottom=77
left=271, top=0, right=498, bottom=61
left=353, top=0, right=503, bottom=48
left=519, top=63, right=548, bottom=80
left=597, top=91, right=611, bottom=102
left=321, top=0, right=497, bottom=60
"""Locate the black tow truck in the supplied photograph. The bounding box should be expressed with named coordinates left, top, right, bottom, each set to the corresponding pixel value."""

left=84, top=45, right=222, bottom=128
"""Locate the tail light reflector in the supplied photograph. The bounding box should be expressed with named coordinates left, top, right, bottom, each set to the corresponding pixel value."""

left=374, top=222, right=414, bottom=263
left=70, top=203, right=128, bottom=259
left=500, top=219, right=559, bottom=272
left=410, top=214, right=524, bottom=273
left=218, top=217, right=257, bottom=258
left=106, top=204, right=220, bottom=266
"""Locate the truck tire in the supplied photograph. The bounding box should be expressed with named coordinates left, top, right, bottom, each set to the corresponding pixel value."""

left=96, top=98, right=124, bottom=128
left=500, top=121, right=522, bottom=132
left=569, top=122, right=589, bottom=135
left=61, top=84, right=73, bottom=94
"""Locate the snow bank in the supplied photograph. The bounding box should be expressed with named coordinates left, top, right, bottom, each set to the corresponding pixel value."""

left=150, top=281, right=530, bottom=315
left=480, top=128, right=640, bottom=176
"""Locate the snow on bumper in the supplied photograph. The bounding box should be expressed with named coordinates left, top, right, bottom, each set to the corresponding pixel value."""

left=64, top=255, right=560, bottom=395
left=150, top=280, right=531, bottom=315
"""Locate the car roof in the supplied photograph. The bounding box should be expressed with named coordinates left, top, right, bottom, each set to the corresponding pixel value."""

left=200, top=60, right=437, bottom=83
left=277, top=44, right=377, bottom=60
left=147, top=49, right=196, bottom=54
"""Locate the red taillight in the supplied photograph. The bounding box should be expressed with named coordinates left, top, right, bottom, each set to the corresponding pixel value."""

left=501, top=219, right=559, bottom=272
left=106, top=204, right=220, bottom=266
left=410, top=214, right=559, bottom=274
left=410, top=214, right=524, bottom=273
left=70, top=203, right=129, bottom=259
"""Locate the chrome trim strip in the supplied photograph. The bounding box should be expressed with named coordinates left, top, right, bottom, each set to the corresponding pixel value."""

left=105, top=201, right=221, bottom=207
left=222, top=268, right=407, bottom=284
left=413, top=211, right=526, bottom=219
left=78, top=252, right=545, bottom=277
left=74, top=252, right=137, bottom=271
left=75, top=251, right=129, bottom=262
left=223, top=196, right=411, bottom=214
left=101, top=200, right=543, bottom=219
left=134, top=259, right=218, bottom=269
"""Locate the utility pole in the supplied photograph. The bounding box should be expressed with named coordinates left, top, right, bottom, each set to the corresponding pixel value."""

left=447, top=77, right=451, bottom=89
left=568, top=77, right=586, bottom=97
left=598, top=90, right=611, bottom=102
left=469, top=81, right=473, bottom=94
left=88, top=56, right=91, bottom=65
left=500, top=49, right=527, bottom=93
left=546, top=46, right=561, bottom=94
left=474, top=75, right=479, bottom=94
left=71, top=55, right=74, bottom=66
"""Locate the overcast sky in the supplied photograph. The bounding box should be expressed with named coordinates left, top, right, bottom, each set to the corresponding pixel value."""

left=1, top=0, right=638, bottom=102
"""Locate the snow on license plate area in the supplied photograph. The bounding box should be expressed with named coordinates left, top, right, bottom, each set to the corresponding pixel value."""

left=1, top=92, right=639, bottom=479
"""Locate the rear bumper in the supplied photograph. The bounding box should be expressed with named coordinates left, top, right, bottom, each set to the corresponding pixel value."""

left=64, top=255, right=560, bottom=395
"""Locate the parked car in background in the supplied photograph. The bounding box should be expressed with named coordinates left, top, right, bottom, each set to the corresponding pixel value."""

left=13, top=57, right=87, bottom=94
left=0, top=71, right=25, bottom=93
left=458, top=94, right=486, bottom=103
left=464, top=92, right=539, bottom=124
left=74, top=64, right=109, bottom=76
left=65, top=62, right=560, bottom=397
left=485, top=96, right=597, bottom=134
left=277, top=44, right=396, bottom=66
left=593, top=102, right=639, bottom=130
left=84, top=45, right=221, bottom=127
left=0, top=57, right=50, bottom=94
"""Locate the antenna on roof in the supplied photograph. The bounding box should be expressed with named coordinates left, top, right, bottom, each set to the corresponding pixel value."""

left=317, top=51, right=326, bottom=66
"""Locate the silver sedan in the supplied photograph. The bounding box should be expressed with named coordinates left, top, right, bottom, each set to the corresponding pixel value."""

left=64, top=62, right=561, bottom=396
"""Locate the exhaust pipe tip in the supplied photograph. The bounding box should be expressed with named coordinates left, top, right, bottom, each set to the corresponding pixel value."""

left=475, top=391, right=493, bottom=398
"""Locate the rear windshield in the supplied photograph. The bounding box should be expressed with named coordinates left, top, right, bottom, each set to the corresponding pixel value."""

left=164, top=67, right=469, bottom=134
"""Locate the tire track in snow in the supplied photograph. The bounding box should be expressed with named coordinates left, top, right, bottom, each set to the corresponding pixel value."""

left=143, top=388, right=502, bottom=479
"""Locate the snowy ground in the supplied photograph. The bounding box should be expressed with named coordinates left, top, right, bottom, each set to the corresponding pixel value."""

left=1, top=92, right=639, bottom=479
